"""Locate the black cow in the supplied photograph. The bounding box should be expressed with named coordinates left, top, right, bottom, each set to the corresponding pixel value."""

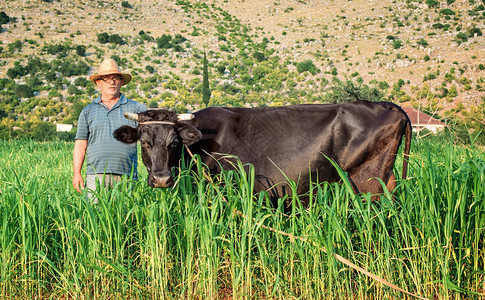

left=114, top=100, right=411, bottom=206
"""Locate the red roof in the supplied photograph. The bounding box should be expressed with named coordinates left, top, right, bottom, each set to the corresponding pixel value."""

left=401, top=107, right=446, bottom=126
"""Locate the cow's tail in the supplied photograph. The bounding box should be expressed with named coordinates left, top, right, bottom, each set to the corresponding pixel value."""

left=401, top=116, right=412, bottom=180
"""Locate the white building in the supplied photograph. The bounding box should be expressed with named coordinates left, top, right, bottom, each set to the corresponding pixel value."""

left=56, top=124, right=74, bottom=132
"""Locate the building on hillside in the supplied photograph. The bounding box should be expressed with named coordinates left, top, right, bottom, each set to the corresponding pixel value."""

left=56, top=123, right=74, bottom=132
left=401, top=107, right=446, bottom=133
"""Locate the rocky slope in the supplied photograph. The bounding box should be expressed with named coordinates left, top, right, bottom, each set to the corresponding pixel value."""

left=1, top=0, right=484, bottom=131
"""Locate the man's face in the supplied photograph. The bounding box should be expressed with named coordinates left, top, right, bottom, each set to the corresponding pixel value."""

left=96, top=75, right=124, bottom=98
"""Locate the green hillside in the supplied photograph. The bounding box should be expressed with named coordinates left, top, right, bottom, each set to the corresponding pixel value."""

left=0, top=0, right=484, bottom=139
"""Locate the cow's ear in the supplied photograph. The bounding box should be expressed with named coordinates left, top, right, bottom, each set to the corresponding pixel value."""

left=113, top=125, right=139, bottom=143
left=177, top=124, right=202, bottom=145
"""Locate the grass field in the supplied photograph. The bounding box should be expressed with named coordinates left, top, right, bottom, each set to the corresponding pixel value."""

left=0, top=136, right=483, bottom=299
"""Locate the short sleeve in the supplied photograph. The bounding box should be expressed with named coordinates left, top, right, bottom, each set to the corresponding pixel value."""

left=136, top=102, right=148, bottom=114
left=75, top=108, right=89, bottom=140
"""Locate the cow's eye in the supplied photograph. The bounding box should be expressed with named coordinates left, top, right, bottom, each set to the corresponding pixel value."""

left=140, top=139, right=150, bottom=148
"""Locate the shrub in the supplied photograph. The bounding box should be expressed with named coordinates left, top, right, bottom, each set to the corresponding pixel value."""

left=425, top=0, right=439, bottom=7
left=148, top=100, right=158, bottom=108
left=432, top=23, right=445, bottom=29
left=172, top=34, right=187, bottom=45
left=145, top=65, right=155, bottom=74
left=325, top=78, right=384, bottom=103
left=75, top=45, right=86, bottom=56
left=43, top=43, right=70, bottom=57
left=156, top=34, right=172, bottom=49
left=74, top=77, right=89, bottom=87
left=423, top=73, right=437, bottom=81
left=67, top=85, right=82, bottom=95
left=138, top=30, right=154, bottom=42
left=216, top=64, right=226, bottom=75
left=220, top=44, right=229, bottom=52
left=8, top=40, right=22, bottom=53
left=378, top=81, right=389, bottom=90
left=456, top=32, right=468, bottom=44
left=32, top=122, right=56, bottom=141
left=121, top=1, right=132, bottom=8
left=0, top=11, right=10, bottom=25
left=108, top=34, right=124, bottom=45
left=467, top=27, right=482, bottom=37
left=14, top=84, right=34, bottom=98
left=440, top=9, right=455, bottom=15
left=45, top=71, right=57, bottom=82
left=97, top=32, right=109, bottom=44
left=7, top=64, right=26, bottom=79
left=218, top=83, right=240, bottom=95
left=444, top=72, right=455, bottom=83
left=190, top=27, right=200, bottom=36
left=392, top=39, right=403, bottom=49
left=393, top=79, right=406, bottom=91
left=417, top=38, right=428, bottom=47
left=253, top=52, right=265, bottom=62
left=296, top=60, right=319, bottom=75
left=58, top=60, right=89, bottom=77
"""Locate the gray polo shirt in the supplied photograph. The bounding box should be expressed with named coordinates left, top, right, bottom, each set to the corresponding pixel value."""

left=75, top=94, right=147, bottom=179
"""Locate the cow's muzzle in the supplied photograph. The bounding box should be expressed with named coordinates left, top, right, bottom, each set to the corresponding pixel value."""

left=149, top=171, right=174, bottom=188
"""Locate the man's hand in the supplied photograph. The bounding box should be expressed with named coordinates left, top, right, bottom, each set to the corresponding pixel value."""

left=73, top=139, right=88, bottom=193
left=72, top=173, right=84, bottom=193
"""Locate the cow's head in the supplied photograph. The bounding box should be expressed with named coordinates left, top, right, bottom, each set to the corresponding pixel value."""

left=114, top=109, right=202, bottom=188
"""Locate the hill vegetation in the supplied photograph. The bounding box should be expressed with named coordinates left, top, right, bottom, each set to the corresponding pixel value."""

left=0, top=0, right=484, bottom=141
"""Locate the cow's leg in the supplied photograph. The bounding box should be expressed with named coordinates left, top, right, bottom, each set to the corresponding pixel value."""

left=386, top=171, right=396, bottom=192
left=348, top=152, right=398, bottom=198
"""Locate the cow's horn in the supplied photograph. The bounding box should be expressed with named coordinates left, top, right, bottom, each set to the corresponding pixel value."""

left=178, top=113, right=195, bottom=121
left=124, top=112, right=139, bottom=121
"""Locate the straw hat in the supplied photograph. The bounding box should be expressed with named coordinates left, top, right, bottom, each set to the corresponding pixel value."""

left=89, top=58, right=132, bottom=85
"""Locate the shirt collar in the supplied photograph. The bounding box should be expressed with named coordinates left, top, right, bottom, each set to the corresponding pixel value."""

left=93, top=93, right=127, bottom=104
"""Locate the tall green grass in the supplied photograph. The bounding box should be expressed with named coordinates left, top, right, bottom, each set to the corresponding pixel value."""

left=0, top=138, right=483, bottom=299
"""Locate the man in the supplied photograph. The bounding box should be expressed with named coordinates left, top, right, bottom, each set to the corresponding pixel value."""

left=72, top=58, right=147, bottom=201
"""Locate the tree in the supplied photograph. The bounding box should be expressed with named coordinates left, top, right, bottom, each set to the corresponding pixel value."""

left=67, top=85, right=82, bottom=95
left=253, top=52, right=266, bottom=62
left=97, top=32, right=109, bottom=44
left=32, top=122, right=56, bottom=141
left=65, top=99, right=85, bottom=124
left=417, top=38, right=428, bottom=47
left=392, top=39, right=403, bottom=49
left=148, top=100, right=158, bottom=108
left=456, top=32, right=468, bottom=44
left=108, top=34, right=124, bottom=45
left=145, top=65, right=155, bottom=74
left=14, top=84, right=34, bottom=98
left=202, top=51, right=211, bottom=106
left=75, top=45, right=86, bottom=56
left=296, top=59, right=319, bottom=75
left=425, top=0, right=439, bottom=7
left=156, top=34, right=172, bottom=49
left=7, top=64, right=26, bottom=78
left=121, top=1, right=132, bottom=8
left=0, top=11, right=10, bottom=25
left=324, top=78, right=384, bottom=103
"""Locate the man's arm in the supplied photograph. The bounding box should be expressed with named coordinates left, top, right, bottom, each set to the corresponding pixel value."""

left=73, top=139, right=88, bottom=193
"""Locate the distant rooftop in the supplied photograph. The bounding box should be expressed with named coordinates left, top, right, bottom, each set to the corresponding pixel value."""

left=401, top=107, right=446, bottom=133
